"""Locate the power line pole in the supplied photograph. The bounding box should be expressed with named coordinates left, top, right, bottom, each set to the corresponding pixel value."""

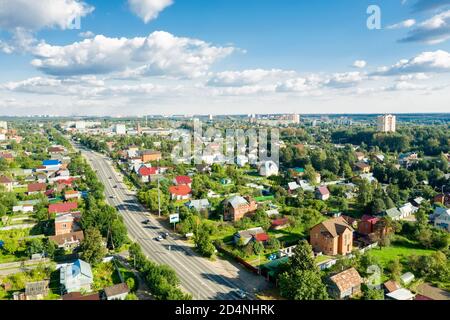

left=157, top=159, right=161, bottom=217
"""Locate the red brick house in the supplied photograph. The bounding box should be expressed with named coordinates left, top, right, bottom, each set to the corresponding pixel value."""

left=434, top=193, right=450, bottom=207
left=310, top=216, right=354, bottom=256
left=358, top=215, right=380, bottom=235
left=223, top=195, right=257, bottom=222
left=54, top=214, right=79, bottom=236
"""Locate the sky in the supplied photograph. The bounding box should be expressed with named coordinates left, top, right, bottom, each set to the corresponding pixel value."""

left=0, top=0, right=450, bottom=116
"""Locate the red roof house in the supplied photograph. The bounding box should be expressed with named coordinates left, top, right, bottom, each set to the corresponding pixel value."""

left=138, top=166, right=158, bottom=176
left=271, top=218, right=290, bottom=230
left=254, top=233, right=270, bottom=242
left=174, top=176, right=192, bottom=186
left=358, top=215, right=380, bottom=235
left=48, top=202, right=78, bottom=214
left=27, top=183, right=46, bottom=194
left=169, top=185, right=192, bottom=200
left=315, top=186, right=330, bottom=200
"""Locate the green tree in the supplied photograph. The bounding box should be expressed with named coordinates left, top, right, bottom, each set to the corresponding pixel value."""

left=194, top=223, right=216, bottom=258
left=80, top=228, right=107, bottom=265
left=278, top=240, right=328, bottom=300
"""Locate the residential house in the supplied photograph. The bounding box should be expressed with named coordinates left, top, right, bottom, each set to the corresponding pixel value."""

left=140, top=150, right=162, bottom=162
left=399, top=152, right=419, bottom=167
left=310, top=216, right=354, bottom=256
left=400, top=272, right=415, bottom=285
left=62, top=292, right=100, bottom=300
left=399, top=203, right=418, bottom=219
left=327, top=268, right=362, bottom=299
left=27, top=182, right=46, bottom=195
left=42, top=159, right=61, bottom=171
left=195, top=164, right=211, bottom=173
left=434, top=193, right=450, bottom=207
left=412, top=197, right=424, bottom=207
left=60, top=259, right=94, bottom=294
left=49, top=202, right=78, bottom=215
left=49, top=231, right=84, bottom=250
left=385, top=207, right=402, bottom=221
left=373, top=154, right=385, bottom=163
left=434, top=208, right=450, bottom=232
left=288, top=181, right=300, bottom=193
left=12, top=205, right=34, bottom=213
left=234, top=227, right=268, bottom=246
left=355, top=152, right=365, bottom=162
left=174, top=175, right=192, bottom=187
left=138, top=166, right=159, bottom=183
left=64, top=190, right=81, bottom=201
left=0, top=175, right=13, bottom=192
left=383, top=280, right=401, bottom=294
left=25, top=281, right=49, bottom=300
left=54, top=213, right=80, bottom=236
left=0, top=152, right=14, bottom=163
left=169, top=185, right=192, bottom=201
left=354, top=162, right=371, bottom=173
left=315, top=186, right=330, bottom=201
left=104, top=283, right=129, bottom=300
left=186, top=199, right=210, bottom=212
left=271, top=218, right=290, bottom=230
left=223, top=195, right=257, bottom=222
left=386, top=288, right=415, bottom=300
left=259, top=160, right=279, bottom=177
left=357, top=215, right=380, bottom=235
left=48, top=146, right=66, bottom=154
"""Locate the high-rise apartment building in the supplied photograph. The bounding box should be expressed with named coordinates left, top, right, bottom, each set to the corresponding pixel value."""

left=377, top=114, right=396, bottom=133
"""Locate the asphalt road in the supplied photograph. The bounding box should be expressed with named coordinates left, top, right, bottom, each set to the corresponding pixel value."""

left=75, top=144, right=256, bottom=300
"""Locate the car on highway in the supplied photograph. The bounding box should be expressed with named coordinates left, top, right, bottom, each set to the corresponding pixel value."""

left=109, top=195, right=116, bottom=199
left=161, top=232, right=169, bottom=239
left=142, top=219, right=150, bottom=225
left=234, top=289, right=247, bottom=299
left=155, top=235, right=164, bottom=241
left=113, top=185, right=118, bottom=188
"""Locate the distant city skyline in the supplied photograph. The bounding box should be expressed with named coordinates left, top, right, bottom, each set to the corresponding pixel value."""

left=1, top=0, right=450, bottom=116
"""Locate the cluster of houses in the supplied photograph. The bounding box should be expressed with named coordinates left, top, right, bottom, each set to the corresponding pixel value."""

left=10, top=258, right=130, bottom=301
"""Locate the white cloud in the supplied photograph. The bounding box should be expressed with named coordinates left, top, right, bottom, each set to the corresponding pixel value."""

left=397, top=73, right=430, bottom=81
left=207, top=69, right=295, bottom=87
left=128, top=0, right=173, bottom=23
left=0, top=0, right=94, bottom=31
left=387, top=19, right=416, bottom=29
left=373, top=50, right=450, bottom=75
left=78, top=31, right=95, bottom=38
left=30, top=31, right=235, bottom=78
left=325, top=72, right=366, bottom=88
left=352, top=60, right=367, bottom=68
left=400, top=10, right=450, bottom=44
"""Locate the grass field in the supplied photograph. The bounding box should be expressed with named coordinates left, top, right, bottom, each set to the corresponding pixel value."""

left=367, top=239, right=435, bottom=268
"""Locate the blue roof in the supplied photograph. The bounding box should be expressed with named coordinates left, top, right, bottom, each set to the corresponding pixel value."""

left=0, top=240, right=4, bottom=248
left=43, top=160, right=60, bottom=166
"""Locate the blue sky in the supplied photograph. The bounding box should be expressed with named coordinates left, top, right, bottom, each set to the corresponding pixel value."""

left=1, top=0, right=450, bottom=116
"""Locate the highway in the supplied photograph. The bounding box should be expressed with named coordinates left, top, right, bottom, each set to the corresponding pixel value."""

left=75, top=144, right=259, bottom=300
